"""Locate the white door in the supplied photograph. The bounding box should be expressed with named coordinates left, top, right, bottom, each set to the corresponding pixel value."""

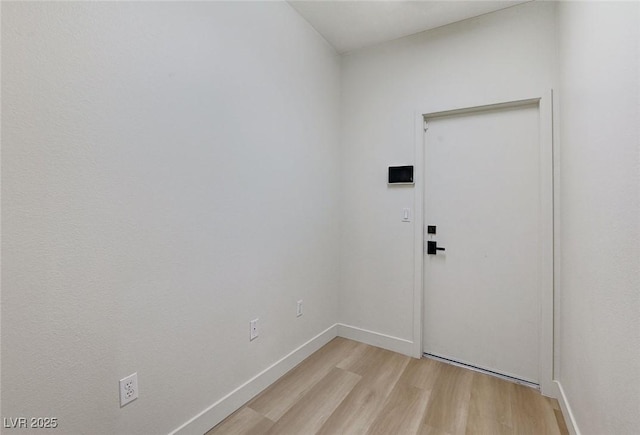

left=422, top=103, right=541, bottom=384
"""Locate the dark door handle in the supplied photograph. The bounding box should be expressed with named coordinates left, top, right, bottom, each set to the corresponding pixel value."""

left=427, top=241, right=446, bottom=255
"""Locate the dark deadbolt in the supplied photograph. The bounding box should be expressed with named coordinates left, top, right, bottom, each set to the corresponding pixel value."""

left=427, top=241, right=446, bottom=255
left=427, top=225, right=436, bottom=234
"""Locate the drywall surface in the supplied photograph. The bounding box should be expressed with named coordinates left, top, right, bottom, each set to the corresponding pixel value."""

left=556, top=2, right=640, bottom=433
left=339, top=1, right=557, bottom=342
left=1, top=2, right=340, bottom=434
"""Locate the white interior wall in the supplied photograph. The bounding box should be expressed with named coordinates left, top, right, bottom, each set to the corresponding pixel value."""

left=1, top=2, right=340, bottom=434
left=556, top=2, right=640, bottom=434
left=338, top=1, right=557, bottom=343
left=3, top=1, right=640, bottom=434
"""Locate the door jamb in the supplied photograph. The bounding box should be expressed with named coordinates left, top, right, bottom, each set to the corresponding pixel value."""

left=412, top=91, right=555, bottom=396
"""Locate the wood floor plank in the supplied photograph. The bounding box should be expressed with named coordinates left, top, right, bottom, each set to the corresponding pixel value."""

left=467, top=372, right=513, bottom=428
left=511, top=383, right=561, bottom=435
left=335, top=340, right=370, bottom=371
left=317, top=348, right=410, bottom=435
left=554, top=409, right=570, bottom=435
left=400, top=357, right=445, bottom=391
left=464, top=413, right=513, bottom=435
left=366, top=381, right=431, bottom=435
left=548, top=397, right=561, bottom=410
left=418, top=424, right=453, bottom=435
left=264, top=367, right=361, bottom=435
left=208, top=339, right=571, bottom=435
left=335, top=342, right=390, bottom=375
left=205, top=407, right=274, bottom=435
left=420, top=363, right=473, bottom=435
left=247, top=337, right=360, bottom=421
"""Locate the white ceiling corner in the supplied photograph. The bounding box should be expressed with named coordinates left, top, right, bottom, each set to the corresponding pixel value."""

left=288, top=0, right=531, bottom=54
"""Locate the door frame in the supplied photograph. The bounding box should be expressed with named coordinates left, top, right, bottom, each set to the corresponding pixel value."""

left=411, top=91, right=556, bottom=396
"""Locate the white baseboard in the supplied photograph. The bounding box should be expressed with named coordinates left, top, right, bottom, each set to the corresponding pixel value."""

left=554, top=380, right=581, bottom=435
left=336, top=323, right=414, bottom=356
left=169, top=324, right=338, bottom=435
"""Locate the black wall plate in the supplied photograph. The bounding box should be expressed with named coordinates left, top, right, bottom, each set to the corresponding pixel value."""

left=388, top=166, right=414, bottom=184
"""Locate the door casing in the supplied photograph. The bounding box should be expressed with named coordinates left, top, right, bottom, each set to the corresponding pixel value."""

left=411, top=91, right=556, bottom=397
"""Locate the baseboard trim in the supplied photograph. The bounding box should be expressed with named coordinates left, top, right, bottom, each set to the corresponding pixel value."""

left=169, top=324, right=338, bottom=435
left=554, top=380, right=581, bottom=435
left=336, top=323, right=414, bottom=356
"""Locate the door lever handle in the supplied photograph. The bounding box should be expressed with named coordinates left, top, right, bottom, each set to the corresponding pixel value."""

left=427, top=241, right=446, bottom=255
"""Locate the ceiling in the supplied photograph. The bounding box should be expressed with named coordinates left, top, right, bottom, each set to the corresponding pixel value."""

left=288, top=1, right=530, bottom=54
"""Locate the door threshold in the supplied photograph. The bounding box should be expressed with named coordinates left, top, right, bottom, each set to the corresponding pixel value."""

left=422, top=353, right=539, bottom=390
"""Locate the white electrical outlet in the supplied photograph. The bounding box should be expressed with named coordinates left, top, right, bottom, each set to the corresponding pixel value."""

left=119, top=373, right=138, bottom=407
left=296, top=300, right=303, bottom=317
left=250, top=318, right=259, bottom=341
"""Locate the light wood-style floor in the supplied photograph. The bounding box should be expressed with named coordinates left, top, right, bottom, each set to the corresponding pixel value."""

left=206, top=337, right=569, bottom=435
